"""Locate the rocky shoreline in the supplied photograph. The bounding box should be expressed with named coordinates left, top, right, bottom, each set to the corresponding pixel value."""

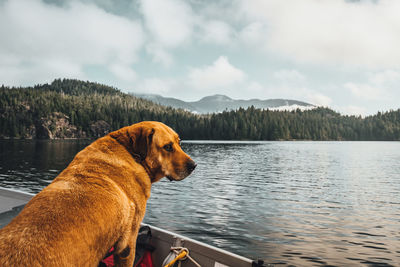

left=1, top=112, right=111, bottom=140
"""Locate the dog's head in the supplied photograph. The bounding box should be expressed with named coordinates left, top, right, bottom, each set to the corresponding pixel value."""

left=110, top=121, right=196, bottom=183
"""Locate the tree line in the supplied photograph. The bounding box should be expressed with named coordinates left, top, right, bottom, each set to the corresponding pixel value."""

left=1, top=79, right=399, bottom=141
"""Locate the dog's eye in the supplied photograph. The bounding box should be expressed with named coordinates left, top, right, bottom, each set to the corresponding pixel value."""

left=164, top=144, right=173, bottom=152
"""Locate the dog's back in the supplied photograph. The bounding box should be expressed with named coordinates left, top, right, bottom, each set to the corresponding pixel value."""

left=0, top=135, right=149, bottom=266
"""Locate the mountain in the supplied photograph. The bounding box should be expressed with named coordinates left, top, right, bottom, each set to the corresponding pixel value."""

left=134, top=94, right=196, bottom=111
left=135, top=93, right=315, bottom=114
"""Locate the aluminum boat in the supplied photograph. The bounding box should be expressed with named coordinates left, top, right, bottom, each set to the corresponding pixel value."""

left=0, top=187, right=265, bottom=267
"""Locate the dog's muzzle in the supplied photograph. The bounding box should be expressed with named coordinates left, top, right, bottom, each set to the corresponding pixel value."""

left=166, top=160, right=196, bottom=181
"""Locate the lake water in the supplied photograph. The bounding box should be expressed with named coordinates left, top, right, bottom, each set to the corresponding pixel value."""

left=1, top=140, right=400, bottom=266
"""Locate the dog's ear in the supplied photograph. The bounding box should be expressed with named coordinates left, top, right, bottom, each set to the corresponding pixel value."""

left=131, top=127, right=154, bottom=162
left=110, top=125, right=155, bottom=162
left=109, top=124, right=156, bottom=162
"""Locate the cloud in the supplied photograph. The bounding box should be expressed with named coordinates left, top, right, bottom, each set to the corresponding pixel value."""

left=239, top=22, right=267, bottom=46
left=109, top=64, right=137, bottom=83
left=240, top=0, right=400, bottom=68
left=188, top=56, right=246, bottom=89
left=344, top=69, right=400, bottom=100
left=146, top=43, right=174, bottom=67
left=0, top=0, right=143, bottom=86
left=199, top=19, right=235, bottom=45
left=140, top=0, right=195, bottom=47
left=368, top=69, right=400, bottom=85
left=245, top=81, right=264, bottom=94
left=345, top=82, right=382, bottom=101
left=0, top=59, right=86, bottom=86
left=135, top=77, right=177, bottom=95
left=307, top=92, right=332, bottom=107
left=133, top=56, right=248, bottom=100
left=274, top=69, right=306, bottom=83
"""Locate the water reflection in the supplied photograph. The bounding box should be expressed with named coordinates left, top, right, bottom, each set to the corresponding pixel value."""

left=1, top=140, right=400, bottom=266
left=0, top=140, right=91, bottom=193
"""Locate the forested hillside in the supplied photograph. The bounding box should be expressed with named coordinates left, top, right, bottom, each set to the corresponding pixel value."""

left=0, top=79, right=200, bottom=139
left=1, top=79, right=400, bottom=140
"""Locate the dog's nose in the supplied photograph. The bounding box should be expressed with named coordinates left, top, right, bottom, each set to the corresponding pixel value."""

left=186, top=160, right=197, bottom=173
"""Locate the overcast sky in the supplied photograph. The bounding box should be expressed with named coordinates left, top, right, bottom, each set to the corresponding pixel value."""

left=1, top=0, right=400, bottom=115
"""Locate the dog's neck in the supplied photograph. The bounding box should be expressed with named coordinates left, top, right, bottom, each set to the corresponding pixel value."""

left=141, top=160, right=160, bottom=183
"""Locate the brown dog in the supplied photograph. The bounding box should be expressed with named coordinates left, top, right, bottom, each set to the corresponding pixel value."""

left=0, top=121, right=196, bottom=266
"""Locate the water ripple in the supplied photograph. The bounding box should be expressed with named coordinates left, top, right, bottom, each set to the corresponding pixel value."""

left=1, top=140, right=400, bottom=266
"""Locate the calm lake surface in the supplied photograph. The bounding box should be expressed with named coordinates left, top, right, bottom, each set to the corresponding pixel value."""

left=1, top=140, right=400, bottom=266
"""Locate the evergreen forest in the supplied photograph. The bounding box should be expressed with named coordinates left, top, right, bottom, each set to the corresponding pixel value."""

left=1, top=79, right=400, bottom=141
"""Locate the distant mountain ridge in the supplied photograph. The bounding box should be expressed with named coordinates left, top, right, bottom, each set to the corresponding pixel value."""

left=135, top=93, right=315, bottom=114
